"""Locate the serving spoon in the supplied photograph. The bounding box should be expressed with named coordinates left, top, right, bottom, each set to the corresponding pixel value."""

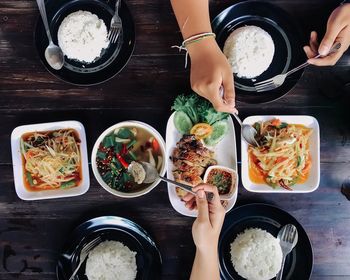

left=36, top=0, right=64, bottom=70
left=128, top=161, right=214, bottom=201
left=219, top=87, right=259, bottom=147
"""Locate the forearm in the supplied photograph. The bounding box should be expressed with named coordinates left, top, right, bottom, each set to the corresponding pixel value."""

left=170, top=0, right=212, bottom=39
left=190, top=247, right=220, bottom=280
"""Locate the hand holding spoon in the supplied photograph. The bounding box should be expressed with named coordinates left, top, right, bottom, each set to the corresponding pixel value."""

left=128, top=161, right=214, bottom=201
left=219, top=87, right=259, bottom=147
left=36, top=0, right=64, bottom=70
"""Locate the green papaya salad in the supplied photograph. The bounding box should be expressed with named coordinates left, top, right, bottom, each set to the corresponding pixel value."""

left=171, top=93, right=230, bottom=146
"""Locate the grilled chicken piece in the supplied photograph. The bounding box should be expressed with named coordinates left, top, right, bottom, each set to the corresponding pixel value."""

left=177, top=136, right=213, bottom=157
left=172, top=158, right=205, bottom=175
left=172, top=149, right=217, bottom=167
left=172, top=135, right=217, bottom=200
left=173, top=171, right=203, bottom=186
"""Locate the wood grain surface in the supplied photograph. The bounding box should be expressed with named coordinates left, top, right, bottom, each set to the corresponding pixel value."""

left=1, top=0, right=350, bottom=279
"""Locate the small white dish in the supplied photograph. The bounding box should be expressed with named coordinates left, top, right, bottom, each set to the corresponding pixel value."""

left=91, top=121, right=167, bottom=198
left=241, top=115, right=320, bottom=193
left=166, top=113, right=238, bottom=217
left=203, top=165, right=238, bottom=200
left=11, top=121, right=90, bottom=200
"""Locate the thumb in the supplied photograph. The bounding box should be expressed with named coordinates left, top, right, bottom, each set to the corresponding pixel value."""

left=222, top=70, right=236, bottom=109
left=196, top=190, right=209, bottom=222
left=319, top=24, right=342, bottom=55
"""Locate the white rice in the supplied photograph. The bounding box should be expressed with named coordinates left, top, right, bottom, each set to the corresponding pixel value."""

left=230, top=228, right=282, bottom=280
left=85, top=240, right=137, bottom=280
left=58, top=10, right=109, bottom=63
left=223, top=26, right=275, bottom=79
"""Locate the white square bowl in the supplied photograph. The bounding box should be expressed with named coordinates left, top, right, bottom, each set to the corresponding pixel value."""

left=241, top=115, right=320, bottom=193
left=11, top=121, right=90, bottom=200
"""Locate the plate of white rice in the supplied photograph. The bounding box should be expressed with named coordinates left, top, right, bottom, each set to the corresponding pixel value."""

left=218, top=203, right=313, bottom=280
left=34, top=0, right=135, bottom=85
left=86, top=241, right=137, bottom=280
left=212, top=1, right=306, bottom=103
left=56, top=216, right=162, bottom=280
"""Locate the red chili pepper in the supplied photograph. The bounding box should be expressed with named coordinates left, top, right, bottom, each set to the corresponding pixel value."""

left=279, top=179, right=293, bottom=191
left=152, top=138, right=160, bottom=152
left=121, top=144, right=128, bottom=156
left=116, top=153, right=129, bottom=168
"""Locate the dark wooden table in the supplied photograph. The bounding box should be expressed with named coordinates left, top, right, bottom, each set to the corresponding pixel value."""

left=1, top=0, right=350, bottom=279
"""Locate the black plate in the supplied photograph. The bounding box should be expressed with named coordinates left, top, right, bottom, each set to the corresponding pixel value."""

left=34, top=0, right=135, bottom=85
left=219, top=203, right=313, bottom=280
left=56, top=216, right=162, bottom=280
left=212, top=1, right=306, bottom=103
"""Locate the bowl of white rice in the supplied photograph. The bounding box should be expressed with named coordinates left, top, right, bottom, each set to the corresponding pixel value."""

left=34, top=0, right=135, bottom=85
left=230, top=228, right=282, bottom=280
left=56, top=216, right=162, bottom=280
left=212, top=1, right=306, bottom=103
left=85, top=240, right=137, bottom=280
left=218, top=203, right=313, bottom=280
left=223, top=26, right=275, bottom=79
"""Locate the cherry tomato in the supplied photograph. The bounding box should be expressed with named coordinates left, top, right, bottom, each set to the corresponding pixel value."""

left=190, top=123, right=213, bottom=139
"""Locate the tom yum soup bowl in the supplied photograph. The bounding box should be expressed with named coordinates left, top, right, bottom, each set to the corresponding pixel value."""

left=91, top=121, right=166, bottom=198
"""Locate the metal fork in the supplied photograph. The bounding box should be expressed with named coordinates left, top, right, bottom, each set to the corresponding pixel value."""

left=254, top=42, right=342, bottom=92
left=276, top=224, right=298, bottom=280
left=108, top=0, right=122, bottom=43
left=68, top=236, right=101, bottom=280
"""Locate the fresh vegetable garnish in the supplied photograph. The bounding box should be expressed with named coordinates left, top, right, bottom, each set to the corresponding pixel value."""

left=204, top=120, right=229, bottom=146
left=172, top=93, right=229, bottom=145
left=190, top=123, right=213, bottom=139
left=174, top=111, right=193, bottom=134
left=172, top=93, right=229, bottom=125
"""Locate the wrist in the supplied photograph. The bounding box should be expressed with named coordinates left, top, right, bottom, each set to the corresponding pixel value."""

left=187, top=37, right=219, bottom=60
left=196, top=242, right=218, bottom=255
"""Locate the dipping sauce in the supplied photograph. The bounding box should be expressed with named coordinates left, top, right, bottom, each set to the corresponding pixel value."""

left=206, top=168, right=235, bottom=195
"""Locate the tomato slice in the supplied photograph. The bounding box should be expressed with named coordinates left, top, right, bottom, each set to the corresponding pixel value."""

left=190, top=123, right=213, bottom=139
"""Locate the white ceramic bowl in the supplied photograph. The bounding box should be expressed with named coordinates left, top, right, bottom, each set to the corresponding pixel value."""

left=241, top=115, right=320, bottom=193
left=11, top=121, right=90, bottom=200
left=204, top=165, right=239, bottom=200
left=91, top=121, right=166, bottom=198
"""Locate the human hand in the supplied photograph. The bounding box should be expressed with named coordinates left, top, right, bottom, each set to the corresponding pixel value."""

left=304, top=4, right=350, bottom=66
left=191, top=184, right=225, bottom=250
left=187, top=38, right=238, bottom=114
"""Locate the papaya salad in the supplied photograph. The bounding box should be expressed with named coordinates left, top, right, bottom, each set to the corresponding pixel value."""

left=248, top=119, right=312, bottom=190
left=20, top=129, right=81, bottom=191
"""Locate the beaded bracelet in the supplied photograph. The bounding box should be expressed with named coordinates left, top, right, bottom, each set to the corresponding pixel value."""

left=171, top=32, right=216, bottom=68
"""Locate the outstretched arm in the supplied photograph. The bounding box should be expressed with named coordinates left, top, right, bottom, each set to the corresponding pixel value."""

left=189, top=184, right=225, bottom=280
left=170, top=0, right=238, bottom=114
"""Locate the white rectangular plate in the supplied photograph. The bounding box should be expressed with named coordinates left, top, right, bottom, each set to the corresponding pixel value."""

left=241, top=115, right=320, bottom=193
left=166, top=113, right=238, bottom=217
left=11, top=120, right=90, bottom=200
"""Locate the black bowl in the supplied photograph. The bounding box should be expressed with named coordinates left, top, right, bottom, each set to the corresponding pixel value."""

left=212, top=1, right=306, bottom=103
left=219, top=203, right=313, bottom=280
left=34, top=0, right=135, bottom=85
left=56, top=216, right=162, bottom=280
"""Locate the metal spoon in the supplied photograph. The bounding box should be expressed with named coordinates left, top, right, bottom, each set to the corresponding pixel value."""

left=128, top=161, right=214, bottom=201
left=231, top=113, right=259, bottom=147
left=219, top=87, right=259, bottom=147
left=36, top=0, right=64, bottom=70
left=276, top=224, right=298, bottom=280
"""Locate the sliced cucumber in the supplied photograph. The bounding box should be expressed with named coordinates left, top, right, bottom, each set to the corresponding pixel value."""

left=174, top=111, right=193, bottom=134
left=204, top=120, right=229, bottom=146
